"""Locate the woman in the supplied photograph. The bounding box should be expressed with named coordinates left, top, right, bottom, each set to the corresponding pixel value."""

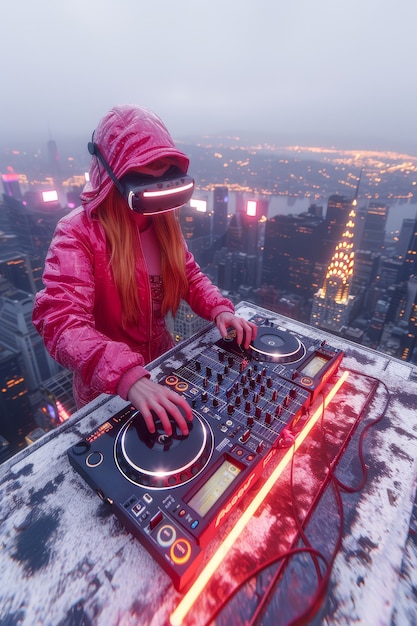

left=32, top=104, right=257, bottom=436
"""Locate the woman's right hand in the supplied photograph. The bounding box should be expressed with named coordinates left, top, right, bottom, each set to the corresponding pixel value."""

left=127, top=377, right=193, bottom=436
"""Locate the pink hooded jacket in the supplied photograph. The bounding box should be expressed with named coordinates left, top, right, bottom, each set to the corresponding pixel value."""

left=32, top=105, right=234, bottom=408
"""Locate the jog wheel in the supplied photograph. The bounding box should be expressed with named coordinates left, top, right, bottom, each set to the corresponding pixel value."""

left=115, top=409, right=213, bottom=489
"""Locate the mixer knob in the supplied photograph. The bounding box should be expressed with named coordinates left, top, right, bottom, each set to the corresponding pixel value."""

left=255, top=406, right=262, bottom=419
left=289, top=388, right=297, bottom=398
left=227, top=404, right=234, bottom=415
left=240, top=429, right=251, bottom=443
left=214, top=383, right=220, bottom=394
left=249, top=379, right=256, bottom=390
left=271, top=389, right=278, bottom=401
left=212, top=398, right=219, bottom=408
left=235, top=396, right=241, bottom=407
left=265, top=412, right=272, bottom=425
left=262, top=367, right=267, bottom=376
left=247, top=367, right=253, bottom=377
left=242, top=386, right=250, bottom=398
left=206, top=366, right=212, bottom=378
left=256, top=441, right=264, bottom=454
left=201, top=391, right=208, bottom=403
left=247, top=416, right=254, bottom=427
left=217, top=372, right=223, bottom=384
left=240, top=374, right=247, bottom=384
left=228, top=356, right=234, bottom=367
left=253, top=392, right=259, bottom=404
left=292, top=371, right=299, bottom=380
left=224, top=365, right=229, bottom=375
left=256, top=373, right=262, bottom=384
left=283, top=395, right=290, bottom=407
left=226, top=387, right=233, bottom=399
left=203, top=377, right=208, bottom=388
left=266, top=376, right=273, bottom=388
left=260, top=384, right=266, bottom=396
left=244, top=401, right=251, bottom=413
left=195, top=360, right=201, bottom=371
left=234, top=381, right=239, bottom=393
left=218, top=351, right=224, bottom=362
left=275, top=404, right=283, bottom=416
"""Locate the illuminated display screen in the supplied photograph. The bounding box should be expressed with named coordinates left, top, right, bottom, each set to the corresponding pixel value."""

left=85, top=421, right=113, bottom=443
left=188, top=459, right=242, bottom=517
left=300, top=354, right=329, bottom=378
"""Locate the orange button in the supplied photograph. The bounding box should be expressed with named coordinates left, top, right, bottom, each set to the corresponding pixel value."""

left=170, top=538, right=192, bottom=565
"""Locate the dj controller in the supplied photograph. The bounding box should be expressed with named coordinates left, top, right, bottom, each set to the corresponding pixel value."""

left=67, top=315, right=344, bottom=591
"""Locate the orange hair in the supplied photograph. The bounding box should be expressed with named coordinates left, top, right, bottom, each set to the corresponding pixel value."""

left=96, top=188, right=188, bottom=327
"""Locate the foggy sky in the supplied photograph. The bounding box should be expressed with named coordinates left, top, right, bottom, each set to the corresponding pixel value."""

left=2, top=0, right=417, bottom=154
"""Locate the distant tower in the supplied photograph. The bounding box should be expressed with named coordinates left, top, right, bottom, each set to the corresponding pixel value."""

left=47, top=139, right=60, bottom=178
left=212, top=186, right=228, bottom=242
left=358, top=201, right=388, bottom=252
left=401, top=218, right=417, bottom=281
left=311, top=178, right=359, bottom=332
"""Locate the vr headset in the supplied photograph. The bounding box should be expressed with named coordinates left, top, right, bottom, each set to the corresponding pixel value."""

left=88, top=141, right=194, bottom=215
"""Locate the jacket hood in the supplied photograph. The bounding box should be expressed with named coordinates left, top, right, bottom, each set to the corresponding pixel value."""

left=80, top=104, right=190, bottom=216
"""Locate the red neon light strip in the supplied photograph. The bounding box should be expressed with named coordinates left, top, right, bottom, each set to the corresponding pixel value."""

left=170, top=371, right=349, bottom=626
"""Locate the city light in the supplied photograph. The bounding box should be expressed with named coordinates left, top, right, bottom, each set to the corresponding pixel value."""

left=42, top=190, right=58, bottom=203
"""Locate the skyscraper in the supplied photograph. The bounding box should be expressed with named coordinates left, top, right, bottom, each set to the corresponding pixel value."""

left=310, top=200, right=357, bottom=332
left=212, top=186, right=228, bottom=242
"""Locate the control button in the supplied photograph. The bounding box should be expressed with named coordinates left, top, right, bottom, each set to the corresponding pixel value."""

left=149, top=511, right=163, bottom=530
left=191, top=520, right=199, bottom=529
left=165, top=375, right=178, bottom=386
left=86, top=451, right=103, bottom=468
left=246, top=454, right=255, bottom=462
left=201, top=391, right=208, bottom=403
left=71, top=441, right=90, bottom=455
left=170, top=538, right=192, bottom=565
left=256, top=441, right=264, bottom=454
left=212, top=398, right=219, bottom=408
left=157, top=524, right=176, bottom=548
left=178, top=508, right=186, bottom=517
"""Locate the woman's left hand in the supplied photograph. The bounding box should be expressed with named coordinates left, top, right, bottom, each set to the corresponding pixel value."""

left=215, top=312, right=258, bottom=349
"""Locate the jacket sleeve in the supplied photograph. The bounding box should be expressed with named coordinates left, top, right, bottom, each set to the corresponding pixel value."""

left=32, top=213, right=149, bottom=398
left=183, top=243, right=235, bottom=321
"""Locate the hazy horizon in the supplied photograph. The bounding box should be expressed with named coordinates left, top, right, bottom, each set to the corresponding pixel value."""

left=1, top=1, right=417, bottom=158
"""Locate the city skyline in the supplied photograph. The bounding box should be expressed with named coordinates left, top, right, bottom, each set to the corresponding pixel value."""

left=1, top=1, right=417, bottom=154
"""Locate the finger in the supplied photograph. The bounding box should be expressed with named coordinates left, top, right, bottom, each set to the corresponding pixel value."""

left=138, top=406, right=158, bottom=434
left=150, top=400, right=189, bottom=436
